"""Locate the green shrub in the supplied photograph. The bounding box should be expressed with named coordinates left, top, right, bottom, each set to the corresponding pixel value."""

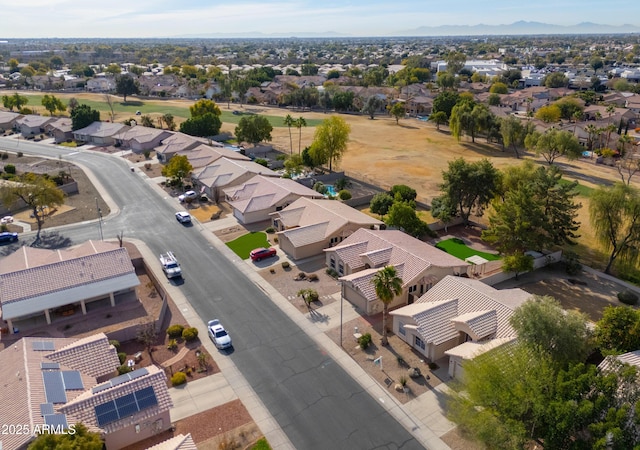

left=117, top=352, right=127, bottom=365
left=182, top=327, right=199, bottom=342
left=109, top=339, right=120, bottom=349
left=563, top=250, right=582, bottom=276
left=617, top=290, right=639, bottom=306
left=281, top=261, right=290, bottom=269
left=4, top=164, right=15, bottom=174
left=358, top=333, right=372, bottom=350
left=313, top=182, right=328, bottom=195
left=117, top=364, right=132, bottom=375
left=265, top=226, right=275, bottom=233
left=338, top=189, right=352, bottom=200
left=0, top=224, right=7, bottom=232
left=326, top=268, right=338, bottom=278
left=254, top=158, right=269, bottom=167
left=166, top=324, right=185, bottom=338
left=167, top=339, right=178, bottom=350
left=428, top=362, right=438, bottom=370
left=143, top=150, right=151, bottom=159
left=171, top=372, right=187, bottom=386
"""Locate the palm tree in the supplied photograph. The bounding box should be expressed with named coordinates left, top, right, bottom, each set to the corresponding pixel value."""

left=284, top=114, right=295, bottom=155
left=372, top=266, right=403, bottom=346
left=585, top=124, right=598, bottom=152
left=295, top=117, right=307, bottom=154
left=606, top=104, right=616, bottom=124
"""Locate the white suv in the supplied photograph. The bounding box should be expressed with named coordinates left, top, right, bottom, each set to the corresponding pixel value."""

left=178, top=190, right=198, bottom=202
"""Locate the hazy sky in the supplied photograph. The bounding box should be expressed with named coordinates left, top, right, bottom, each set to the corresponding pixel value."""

left=2, top=0, right=636, bottom=38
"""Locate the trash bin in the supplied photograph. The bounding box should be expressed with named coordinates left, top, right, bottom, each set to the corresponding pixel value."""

left=130, top=167, right=135, bottom=172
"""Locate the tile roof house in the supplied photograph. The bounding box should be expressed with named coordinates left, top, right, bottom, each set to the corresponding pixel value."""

left=224, top=175, right=324, bottom=224
left=44, top=117, right=73, bottom=143
left=117, top=125, right=172, bottom=152
left=154, top=132, right=215, bottom=163
left=60, top=364, right=172, bottom=449
left=148, top=433, right=197, bottom=450
left=0, top=333, right=133, bottom=449
left=15, top=114, right=55, bottom=137
left=192, top=157, right=279, bottom=203
left=328, top=229, right=469, bottom=315
left=390, top=275, right=531, bottom=378
left=73, top=121, right=130, bottom=146
left=175, top=143, right=249, bottom=170
left=270, top=198, right=384, bottom=260
left=0, top=240, right=139, bottom=334
left=0, top=110, right=22, bottom=131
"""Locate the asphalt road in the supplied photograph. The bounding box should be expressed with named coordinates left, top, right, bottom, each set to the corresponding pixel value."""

left=0, top=138, right=424, bottom=449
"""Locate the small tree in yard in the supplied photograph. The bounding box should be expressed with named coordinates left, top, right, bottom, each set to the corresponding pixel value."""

left=297, top=288, right=319, bottom=306
left=372, top=266, right=403, bottom=346
left=0, top=173, right=65, bottom=241
left=136, top=321, right=157, bottom=362
left=161, top=155, right=193, bottom=188
left=389, top=102, right=405, bottom=124
left=235, top=115, right=273, bottom=147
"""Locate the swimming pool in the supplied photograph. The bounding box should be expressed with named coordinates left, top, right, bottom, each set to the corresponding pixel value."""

left=325, top=185, right=338, bottom=197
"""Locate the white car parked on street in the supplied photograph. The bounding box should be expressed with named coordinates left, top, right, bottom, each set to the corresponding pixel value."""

left=207, top=319, right=232, bottom=350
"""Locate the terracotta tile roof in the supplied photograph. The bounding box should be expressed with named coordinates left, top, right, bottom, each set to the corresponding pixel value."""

left=194, top=158, right=279, bottom=189
left=225, top=175, right=322, bottom=213
left=284, top=222, right=330, bottom=246
left=274, top=198, right=383, bottom=245
left=599, top=350, right=640, bottom=373
left=0, top=243, right=136, bottom=304
left=73, top=121, right=129, bottom=138
left=330, top=229, right=468, bottom=279
left=61, top=365, right=173, bottom=435
left=0, top=335, right=115, bottom=449
left=330, top=229, right=468, bottom=297
left=155, top=132, right=209, bottom=155
left=16, top=114, right=55, bottom=128
left=46, top=333, right=120, bottom=378
left=148, top=433, right=197, bottom=450
left=340, top=264, right=405, bottom=301
left=391, top=275, right=531, bottom=345
left=45, top=117, right=72, bottom=133
left=121, top=125, right=172, bottom=144
left=177, top=144, right=247, bottom=169
left=0, top=111, right=21, bottom=123
left=451, top=310, right=497, bottom=341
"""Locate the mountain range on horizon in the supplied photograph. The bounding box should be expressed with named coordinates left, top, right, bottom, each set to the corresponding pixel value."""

left=177, top=21, right=640, bottom=39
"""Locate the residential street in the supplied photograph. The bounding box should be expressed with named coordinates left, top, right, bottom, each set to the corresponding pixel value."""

left=0, top=138, right=426, bottom=449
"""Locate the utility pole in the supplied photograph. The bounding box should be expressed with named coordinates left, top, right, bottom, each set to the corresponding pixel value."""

left=95, top=198, right=103, bottom=241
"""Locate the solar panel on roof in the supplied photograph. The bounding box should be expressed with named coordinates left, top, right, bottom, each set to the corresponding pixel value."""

left=40, top=403, right=55, bottom=416
left=91, top=367, right=150, bottom=394
left=44, top=414, right=68, bottom=429
left=134, top=386, right=158, bottom=410
left=93, top=386, right=158, bottom=427
left=62, top=371, right=84, bottom=390
left=42, top=371, right=67, bottom=404
left=95, top=400, right=118, bottom=428
left=41, top=362, right=60, bottom=370
left=32, top=341, right=55, bottom=351
left=115, top=393, right=138, bottom=418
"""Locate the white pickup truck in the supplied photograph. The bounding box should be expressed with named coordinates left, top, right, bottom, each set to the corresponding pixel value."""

left=159, top=251, right=182, bottom=279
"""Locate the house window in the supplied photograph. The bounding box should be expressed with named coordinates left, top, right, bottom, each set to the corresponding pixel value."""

left=338, top=262, right=344, bottom=275
left=399, top=322, right=406, bottom=336
left=408, top=285, right=417, bottom=293
left=330, top=257, right=336, bottom=269
left=415, top=336, right=425, bottom=350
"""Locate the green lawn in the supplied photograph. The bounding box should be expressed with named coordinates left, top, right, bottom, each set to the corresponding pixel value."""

left=226, top=231, right=271, bottom=259
left=435, top=238, right=501, bottom=261
left=559, top=178, right=595, bottom=197
left=18, top=93, right=321, bottom=127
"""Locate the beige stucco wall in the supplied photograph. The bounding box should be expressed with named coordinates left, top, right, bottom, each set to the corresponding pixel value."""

left=104, top=410, right=171, bottom=450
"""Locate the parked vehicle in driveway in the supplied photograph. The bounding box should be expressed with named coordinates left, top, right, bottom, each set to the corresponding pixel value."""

left=178, top=191, right=198, bottom=202
left=250, top=247, right=277, bottom=261
left=207, top=319, right=232, bottom=349
left=0, top=232, right=19, bottom=243
left=175, top=211, right=192, bottom=223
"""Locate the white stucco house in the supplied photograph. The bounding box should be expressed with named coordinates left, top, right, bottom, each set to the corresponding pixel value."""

left=390, top=275, right=531, bottom=379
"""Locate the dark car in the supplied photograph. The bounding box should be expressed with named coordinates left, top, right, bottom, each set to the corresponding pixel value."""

left=249, top=247, right=277, bottom=261
left=0, top=232, right=19, bottom=243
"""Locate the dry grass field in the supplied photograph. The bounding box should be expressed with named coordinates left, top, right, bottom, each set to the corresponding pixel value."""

left=3, top=91, right=634, bottom=271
